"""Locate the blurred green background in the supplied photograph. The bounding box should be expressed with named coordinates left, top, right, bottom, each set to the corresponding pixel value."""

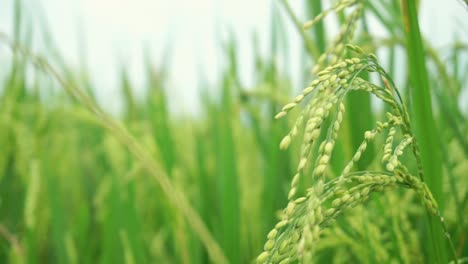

left=0, top=0, right=467, bottom=263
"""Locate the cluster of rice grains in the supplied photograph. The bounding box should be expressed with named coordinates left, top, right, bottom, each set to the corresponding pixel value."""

left=256, top=1, right=449, bottom=263
left=258, top=49, right=440, bottom=264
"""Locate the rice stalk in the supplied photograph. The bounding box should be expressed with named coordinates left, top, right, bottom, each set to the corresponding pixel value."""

left=257, top=40, right=458, bottom=263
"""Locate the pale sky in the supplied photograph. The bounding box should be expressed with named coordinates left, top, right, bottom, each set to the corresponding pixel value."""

left=1, top=0, right=467, bottom=114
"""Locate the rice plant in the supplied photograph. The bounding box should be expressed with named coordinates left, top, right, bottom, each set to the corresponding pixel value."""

left=256, top=46, right=456, bottom=263
left=0, top=0, right=467, bottom=263
left=256, top=1, right=466, bottom=263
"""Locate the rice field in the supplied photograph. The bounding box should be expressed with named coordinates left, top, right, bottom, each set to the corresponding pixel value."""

left=0, top=0, right=467, bottom=263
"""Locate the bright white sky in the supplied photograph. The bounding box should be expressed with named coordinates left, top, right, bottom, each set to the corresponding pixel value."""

left=1, top=0, right=467, bottom=114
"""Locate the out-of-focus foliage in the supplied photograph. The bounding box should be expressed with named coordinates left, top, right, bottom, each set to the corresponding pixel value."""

left=0, top=0, right=466, bottom=263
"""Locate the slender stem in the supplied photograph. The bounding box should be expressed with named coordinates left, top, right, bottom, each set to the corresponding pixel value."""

left=306, top=0, right=326, bottom=54
left=279, top=0, right=320, bottom=59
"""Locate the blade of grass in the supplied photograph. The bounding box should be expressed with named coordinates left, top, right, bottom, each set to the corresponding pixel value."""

left=401, top=1, right=448, bottom=263
left=120, top=68, right=137, bottom=122
left=194, top=128, right=214, bottom=264
left=43, top=150, right=68, bottom=264
left=215, top=40, right=241, bottom=263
